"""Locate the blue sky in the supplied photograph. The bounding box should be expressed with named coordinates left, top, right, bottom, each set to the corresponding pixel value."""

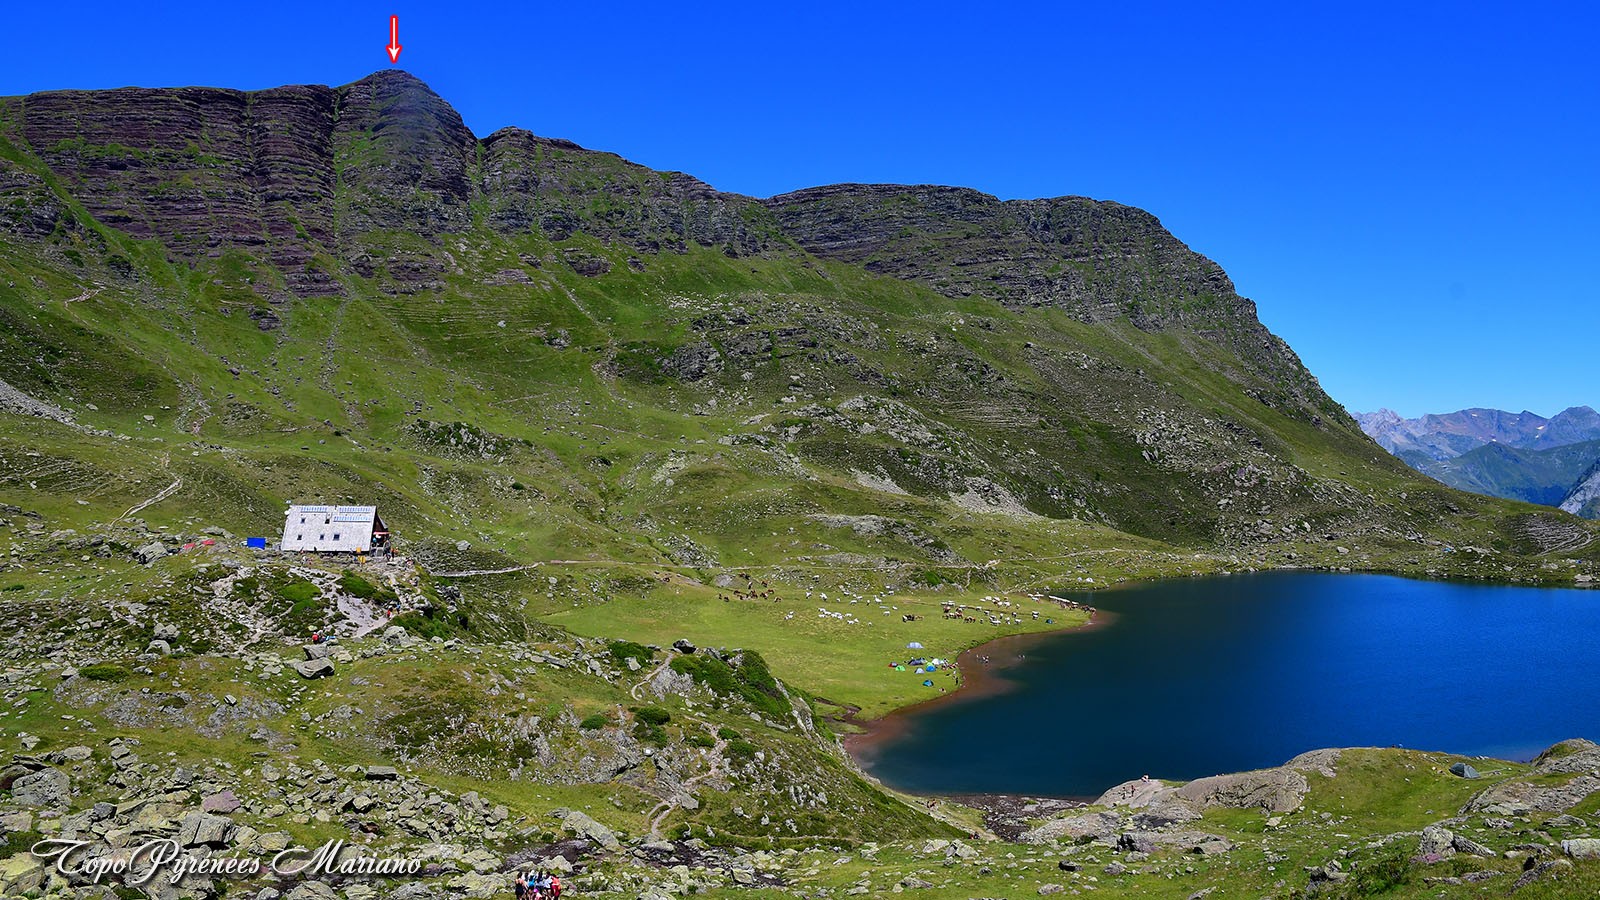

left=4, top=2, right=1595, bottom=417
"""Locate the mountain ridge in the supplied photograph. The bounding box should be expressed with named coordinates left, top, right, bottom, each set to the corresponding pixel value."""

left=0, top=68, right=1595, bottom=577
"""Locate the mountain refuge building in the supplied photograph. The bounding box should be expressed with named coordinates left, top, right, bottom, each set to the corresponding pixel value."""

left=281, top=505, right=390, bottom=554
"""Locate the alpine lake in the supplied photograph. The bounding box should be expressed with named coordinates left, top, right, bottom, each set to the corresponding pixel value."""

left=854, top=572, right=1600, bottom=798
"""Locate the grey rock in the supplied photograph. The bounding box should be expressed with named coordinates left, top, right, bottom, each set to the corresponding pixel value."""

left=1022, top=811, right=1120, bottom=844
left=1562, top=838, right=1600, bottom=859
left=178, top=811, right=233, bottom=847
left=1512, top=858, right=1572, bottom=890
left=561, top=809, right=621, bottom=851
left=364, top=765, right=399, bottom=780
left=290, top=658, right=334, bottom=679
left=202, top=790, right=241, bottom=814
left=1418, top=824, right=1455, bottom=858
left=1452, top=834, right=1495, bottom=857
left=1173, top=766, right=1309, bottom=813
left=10, top=766, right=69, bottom=809
left=136, top=542, right=169, bottom=564
left=672, top=639, right=697, bottom=654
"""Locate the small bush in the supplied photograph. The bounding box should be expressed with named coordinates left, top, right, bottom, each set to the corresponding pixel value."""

left=579, top=713, right=610, bottom=730
left=338, top=571, right=379, bottom=599
left=634, top=706, right=672, bottom=726
left=2, top=583, right=24, bottom=592
left=1343, top=844, right=1412, bottom=896
left=511, top=482, right=526, bottom=491
left=393, top=611, right=452, bottom=640
left=685, top=733, right=714, bottom=748
left=670, top=650, right=789, bottom=719
left=0, top=829, right=43, bottom=858
left=725, top=739, right=758, bottom=760
left=608, top=640, right=654, bottom=667
left=80, top=663, right=130, bottom=682
left=274, top=579, right=318, bottom=604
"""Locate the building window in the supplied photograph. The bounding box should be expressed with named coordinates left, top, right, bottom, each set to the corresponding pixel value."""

left=333, top=533, right=341, bottom=541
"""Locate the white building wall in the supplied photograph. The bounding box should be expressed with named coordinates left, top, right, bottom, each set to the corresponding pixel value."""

left=281, top=505, right=378, bottom=553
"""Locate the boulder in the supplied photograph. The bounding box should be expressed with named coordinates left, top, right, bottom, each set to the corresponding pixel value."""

left=146, top=640, right=172, bottom=655
left=1418, top=824, right=1455, bottom=858
left=672, top=639, right=697, bottom=654
left=0, top=855, right=46, bottom=896
left=290, top=658, right=334, bottom=679
left=136, top=542, right=169, bottom=564
left=285, top=883, right=340, bottom=900
left=1095, top=778, right=1167, bottom=809
left=201, top=791, right=241, bottom=814
left=1132, top=799, right=1202, bottom=829
left=561, top=809, right=621, bottom=851
left=178, top=811, right=234, bottom=847
left=10, top=766, right=69, bottom=810
left=1563, top=838, right=1600, bottom=859
left=1022, top=811, right=1119, bottom=844
left=364, top=766, right=399, bottom=781
left=303, top=643, right=332, bottom=661
left=1512, top=858, right=1572, bottom=890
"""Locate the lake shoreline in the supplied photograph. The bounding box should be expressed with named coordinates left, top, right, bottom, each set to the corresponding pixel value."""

left=843, top=605, right=1118, bottom=798
left=842, top=571, right=1600, bottom=802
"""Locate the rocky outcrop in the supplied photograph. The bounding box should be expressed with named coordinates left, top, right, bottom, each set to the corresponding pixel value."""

left=0, top=377, right=74, bottom=425
left=1172, top=767, right=1309, bottom=813
left=1462, top=738, right=1600, bottom=814
left=1561, top=458, right=1600, bottom=518
left=1025, top=753, right=1327, bottom=844
left=479, top=128, right=782, bottom=254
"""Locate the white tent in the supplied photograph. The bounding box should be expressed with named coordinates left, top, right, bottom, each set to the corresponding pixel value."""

left=281, top=505, right=387, bottom=553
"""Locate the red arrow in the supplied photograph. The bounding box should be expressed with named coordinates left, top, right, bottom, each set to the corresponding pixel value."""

left=386, top=15, right=403, bottom=63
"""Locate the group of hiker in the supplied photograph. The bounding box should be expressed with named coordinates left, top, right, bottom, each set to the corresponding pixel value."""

left=514, top=870, right=562, bottom=898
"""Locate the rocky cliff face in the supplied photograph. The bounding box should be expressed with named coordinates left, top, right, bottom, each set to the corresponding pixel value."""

left=2, top=72, right=1324, bottom=407
left=1562, top=459, right=1600, bottom=518
left=0, top=71, right=786, bottom=298
left=763, top=184, right=1339, bottom=422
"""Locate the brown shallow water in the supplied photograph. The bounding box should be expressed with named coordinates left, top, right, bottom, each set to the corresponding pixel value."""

left=843, top=608, right=1117, bottom=795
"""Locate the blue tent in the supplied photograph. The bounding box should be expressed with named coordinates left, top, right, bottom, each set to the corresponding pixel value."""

left=922, top=680, right=934, bottom=687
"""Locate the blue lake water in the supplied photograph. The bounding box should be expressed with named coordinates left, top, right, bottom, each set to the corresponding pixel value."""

left=854, top=572, right=1600, bottom=798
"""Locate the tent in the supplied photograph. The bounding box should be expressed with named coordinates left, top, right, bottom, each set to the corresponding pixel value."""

left=922, top=680, right=934, bottom=687
left=906, top=642, right=924, bottom=649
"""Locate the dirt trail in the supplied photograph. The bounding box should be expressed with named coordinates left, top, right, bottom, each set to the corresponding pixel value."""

left=117, top=475, right=181, bottom=523
left=647, top=733, right=728, bottom=837
left=339, top=595, right=388, bottom=638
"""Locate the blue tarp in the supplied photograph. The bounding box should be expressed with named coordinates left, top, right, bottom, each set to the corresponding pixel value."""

left=246, top=537, right=267, bottom=549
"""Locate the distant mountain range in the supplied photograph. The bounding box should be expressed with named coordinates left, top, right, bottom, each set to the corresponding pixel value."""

left=1356, top=407, right=1600, bottom=517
